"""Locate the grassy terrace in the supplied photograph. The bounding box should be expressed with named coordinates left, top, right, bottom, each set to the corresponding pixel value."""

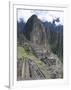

left=17, top=46, right=50, bottom=79
left=17, top=46, right=43, bottom=65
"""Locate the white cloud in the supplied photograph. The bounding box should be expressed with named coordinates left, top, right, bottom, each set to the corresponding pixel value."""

left=17, top=9, right=64, bottom=25
left=47, top=11, right=64, bottom=24
left=17, top=10, right=33, bottom=22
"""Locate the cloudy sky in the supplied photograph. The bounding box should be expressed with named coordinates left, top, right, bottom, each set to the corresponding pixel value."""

left=17, top=9, right=64, bottom=25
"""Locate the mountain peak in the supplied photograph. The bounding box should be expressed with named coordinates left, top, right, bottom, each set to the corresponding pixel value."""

left=30, top=14, right=37, bottom=19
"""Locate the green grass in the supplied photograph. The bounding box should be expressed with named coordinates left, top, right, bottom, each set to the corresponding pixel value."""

left=17, top=46, right=27, bottom=59
left=17, top=46, right=43, bottom=64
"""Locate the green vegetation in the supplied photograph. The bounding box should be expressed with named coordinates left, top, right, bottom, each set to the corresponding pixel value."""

left=17, top=46, right=27, bottom=59
left=17, top=46, right=43, bottom=64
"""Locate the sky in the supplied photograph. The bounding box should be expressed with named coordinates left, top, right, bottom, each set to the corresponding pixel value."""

left=17, top=9, right=64, bottom=25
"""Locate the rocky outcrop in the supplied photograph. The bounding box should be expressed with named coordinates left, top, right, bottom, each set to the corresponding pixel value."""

left=24, top=15, right=47, bottom=47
